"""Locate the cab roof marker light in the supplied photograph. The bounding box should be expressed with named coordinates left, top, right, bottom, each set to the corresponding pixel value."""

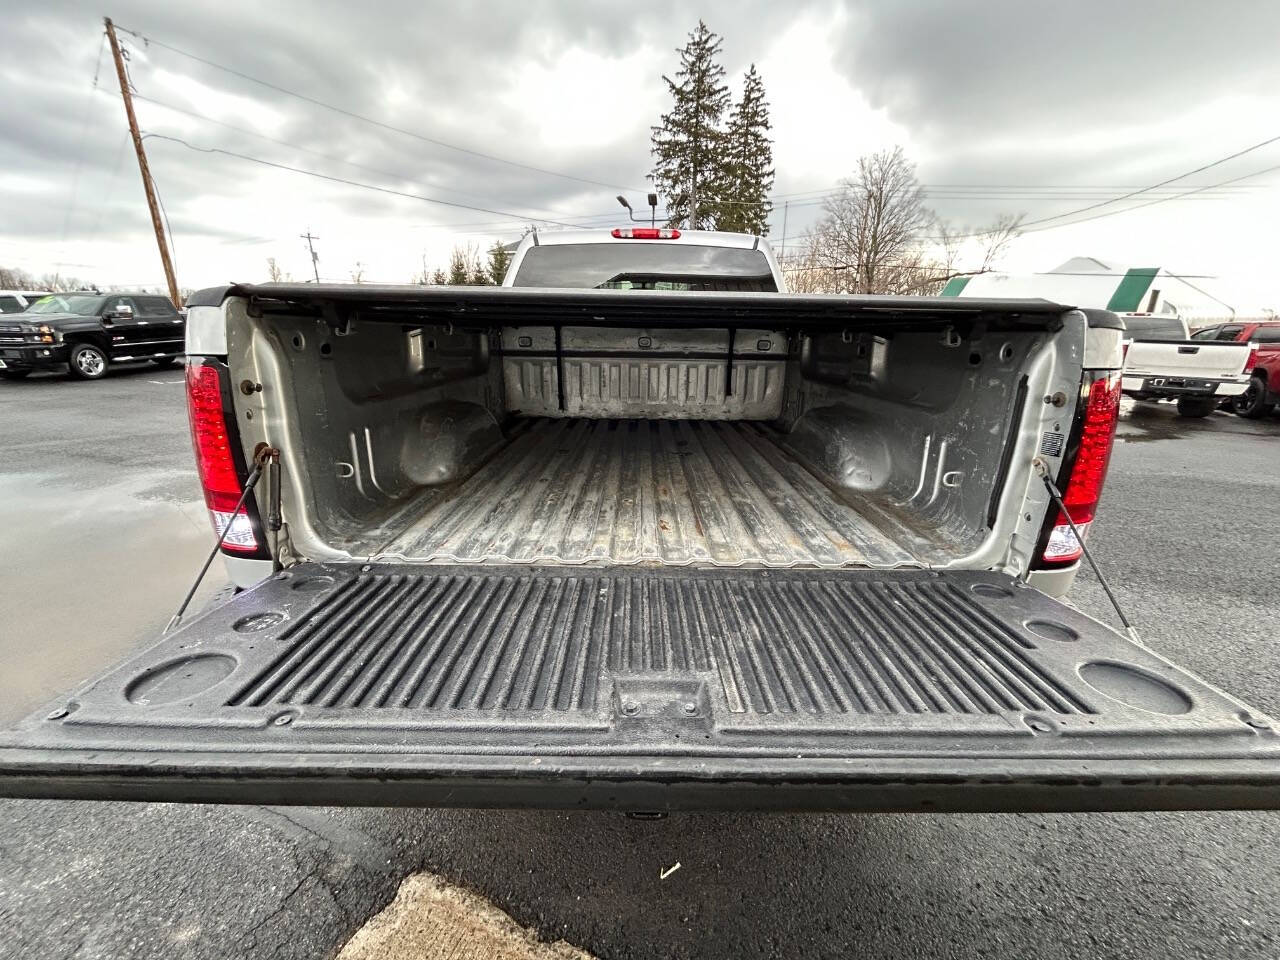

left=611, top=227, right=680, bottom=240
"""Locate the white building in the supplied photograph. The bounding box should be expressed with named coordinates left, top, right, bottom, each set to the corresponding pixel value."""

left=940, top=257, right=1259, bottom=329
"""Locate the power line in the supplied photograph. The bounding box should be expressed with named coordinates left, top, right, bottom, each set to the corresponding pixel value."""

left=128, top=87, right=635, bottom=232
left=113, top=22, right=646, bottom=195
left=1012, top=131, right=1280, bottom=229
left=1021, top=160, right=1280, bottom=234
left=774, top=155, right=1280, bottom=250
left=141, top=132, right=594, bottom=228
left=126, top=90, right=615, bottom=224
left=709, top=182, right=1270, bottom=208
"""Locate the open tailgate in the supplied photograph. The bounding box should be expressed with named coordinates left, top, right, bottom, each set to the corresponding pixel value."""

left=2, top=562, right=1278, bottom=812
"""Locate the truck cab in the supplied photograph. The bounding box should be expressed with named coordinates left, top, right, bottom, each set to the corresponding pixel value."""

left=1192, top=319, right=1280, bottom=418
left=0, top=292, right=185, bottom=380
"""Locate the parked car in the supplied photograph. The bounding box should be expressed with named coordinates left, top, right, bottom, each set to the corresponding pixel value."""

left=2, top=229, right=1278, bottom=813
left=0, top=292, right=185, bottom=380
left=1190, top=319, right=1280, bottom=418
left=1119, top=314, right=1254, bottom=417
left=0, top=290, right=53, bottom=313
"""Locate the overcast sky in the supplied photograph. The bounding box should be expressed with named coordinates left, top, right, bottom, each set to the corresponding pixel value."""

left=3, top=1, right=1278, bottom=311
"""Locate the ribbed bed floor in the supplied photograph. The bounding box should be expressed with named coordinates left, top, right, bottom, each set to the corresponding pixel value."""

left=379, top=419, right=917, bottom=568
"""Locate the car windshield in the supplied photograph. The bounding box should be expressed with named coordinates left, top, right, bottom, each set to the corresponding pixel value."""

left=24, top=294, right=105, bottom=316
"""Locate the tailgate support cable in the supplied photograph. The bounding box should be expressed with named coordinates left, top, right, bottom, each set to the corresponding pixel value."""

left=1034, top=459, right=1141, bottom=643
left=164, top=445, right=278, bottom=634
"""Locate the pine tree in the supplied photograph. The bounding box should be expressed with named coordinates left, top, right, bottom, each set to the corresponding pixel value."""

left=447, top=246, right=471, bottom=285
left=715, top=65, right=774, bottom=235
left=487, top=240, right=512, bottom=285
left=649, top=21, right=730, bottom=230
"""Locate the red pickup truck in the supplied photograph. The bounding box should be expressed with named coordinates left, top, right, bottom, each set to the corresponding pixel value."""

left=1191, top=320, right=1280, bottom=418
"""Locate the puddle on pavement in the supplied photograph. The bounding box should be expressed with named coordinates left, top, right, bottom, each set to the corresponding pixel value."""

left=1118, top=403, right=1277, bottom=444
left=0, top=471, right=217, bottom=724
left=0, top=470, right=202, bottom=517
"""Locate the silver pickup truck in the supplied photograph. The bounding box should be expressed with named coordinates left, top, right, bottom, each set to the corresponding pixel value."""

left=2, top=228, right=1277, bottom=812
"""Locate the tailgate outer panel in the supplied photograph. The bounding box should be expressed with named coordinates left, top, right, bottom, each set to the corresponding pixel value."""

left=2, top=562, right=1277, bottom=812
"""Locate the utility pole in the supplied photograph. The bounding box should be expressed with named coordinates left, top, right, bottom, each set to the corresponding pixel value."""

left=104, top=18, right=181, bottom=308
left=301, top=231, right=320, bottom=282
left=779, top=201, right=790, bottom=261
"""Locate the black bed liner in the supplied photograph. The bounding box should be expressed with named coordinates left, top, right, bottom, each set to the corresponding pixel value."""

left=2, top=563, right=1277, bottom=811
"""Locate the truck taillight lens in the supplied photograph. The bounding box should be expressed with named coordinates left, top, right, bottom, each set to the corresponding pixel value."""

left=1244, top=346, right=1259, bottom=372
left=611, top=227, right=680, bottom=239
left=186, top=360, right=259, bottom=553
left=1039, top=372, right=1122, bottom=565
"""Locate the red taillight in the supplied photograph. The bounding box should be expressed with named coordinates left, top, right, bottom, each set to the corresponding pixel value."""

left=611, top=227, right=680, bottom=240
left=1244, top=346, right=1259, bottom=372
left=1040, top=372, right=1122, bottom=564
left=186, top=361, right=259, bottom=553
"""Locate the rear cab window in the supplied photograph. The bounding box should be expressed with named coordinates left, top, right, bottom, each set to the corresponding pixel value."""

left=1122, top=315, right=1187, bottom=341
left=512, top=242, right=778, bottom=291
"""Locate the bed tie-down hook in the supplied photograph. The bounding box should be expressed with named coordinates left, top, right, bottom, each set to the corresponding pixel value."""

left=1031, top=457, right=1140, bottom=643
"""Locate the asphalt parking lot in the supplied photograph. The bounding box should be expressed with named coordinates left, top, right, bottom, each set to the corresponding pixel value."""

left=1, top=367, right=1278, bottom=960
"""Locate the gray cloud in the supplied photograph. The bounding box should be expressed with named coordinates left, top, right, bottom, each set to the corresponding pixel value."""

left=832, top=1, right=1280, bottom=154
left=2, top=0, right=1277, bottom=286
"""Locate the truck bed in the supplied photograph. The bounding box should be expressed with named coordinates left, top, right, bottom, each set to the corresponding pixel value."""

left=2, top=562, right=1278, bottom=811
left=377, top=418, right=917, bottom=568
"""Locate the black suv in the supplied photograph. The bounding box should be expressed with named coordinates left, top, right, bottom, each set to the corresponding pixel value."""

left=0, top=293, right=185, bottom=380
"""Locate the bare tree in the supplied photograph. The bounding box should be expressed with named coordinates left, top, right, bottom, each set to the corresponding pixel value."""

left=350, top=262, right=366, bottom=284
left=796, top=149, right=1025, bottom=295
left=446, top=244, right=487, bottom=285
left=812, top=147, right=933, bottom=294
left=778, top=234, right=840, bottom=294
left=38, top=272, right=90, bottom=292
left=975, top=213, right=1024, bottom=273
left=0, top=266, right=33, bottom=288
left=266, top=257, right=291, bottom=283
left=903, top=213, right=1026, bottom=294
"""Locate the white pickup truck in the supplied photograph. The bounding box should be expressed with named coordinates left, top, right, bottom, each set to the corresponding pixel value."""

left=1, top=228, right=1277, bottom=813
left=1119, top=313, right=1255, bottom=417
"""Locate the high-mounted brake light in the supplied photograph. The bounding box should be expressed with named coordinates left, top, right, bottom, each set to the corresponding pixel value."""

left=1040, top=372, right=1122, bottom=564
left=611, top=227, right=680, bottom=240
left=186, top=360, right=260, bottom=553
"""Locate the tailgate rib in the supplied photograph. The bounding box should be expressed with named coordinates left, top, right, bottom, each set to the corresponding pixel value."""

left=2, top=563, right=1278, bottom=811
